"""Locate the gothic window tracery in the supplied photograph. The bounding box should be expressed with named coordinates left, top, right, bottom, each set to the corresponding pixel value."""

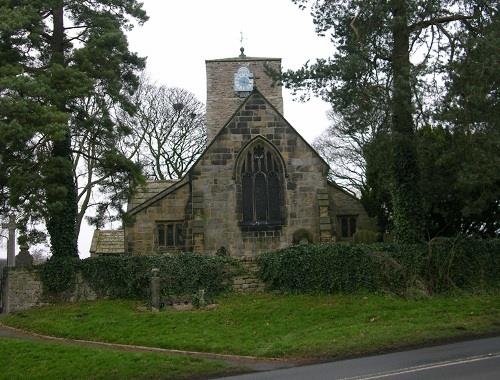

left=240, top=143, right=283, bottom=226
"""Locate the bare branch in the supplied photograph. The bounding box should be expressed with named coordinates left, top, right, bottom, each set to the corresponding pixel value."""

left=409, top=14, right=474, bottom=32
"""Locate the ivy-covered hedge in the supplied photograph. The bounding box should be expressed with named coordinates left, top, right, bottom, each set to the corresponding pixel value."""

left=40, top=253, right=240, bottom=300
left=258, top=238, right=500, bottom=294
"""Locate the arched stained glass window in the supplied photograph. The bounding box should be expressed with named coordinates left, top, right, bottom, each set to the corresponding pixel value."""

left=240, top=143, right=283, bottom=225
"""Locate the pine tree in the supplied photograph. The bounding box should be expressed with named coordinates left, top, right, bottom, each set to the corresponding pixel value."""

left=0, top=0, right=147, bottom=257
left=283, top=0, right=490, bottom=243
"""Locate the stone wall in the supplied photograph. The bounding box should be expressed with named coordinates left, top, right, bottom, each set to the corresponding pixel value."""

left=206, top=58, right=283, bottom=142
left=0, top=263, right=264, bottom=313
left=232, top=258, right=264, bottom=292
left=126, top=181, right=191, bottom=255
left=191, top=92, right=331, bottom=257
left=328, top=183, right=377, bottom=240
left=1, top=268, right=98, bottom=314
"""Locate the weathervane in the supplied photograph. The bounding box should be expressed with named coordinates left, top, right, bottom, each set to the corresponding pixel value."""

left=239, top=31, right=246, bottom=58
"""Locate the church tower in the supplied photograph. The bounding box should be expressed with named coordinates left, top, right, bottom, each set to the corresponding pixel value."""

left=205, top=48, right=283, bottom=141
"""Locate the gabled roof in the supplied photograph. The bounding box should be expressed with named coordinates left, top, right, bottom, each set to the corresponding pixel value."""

left=127, top=180, right=178, bottom=211
left=126, top=88, right=330, bottom=216
left=199, top=88, right=329, bottom=170
left=327, top=180, right=360, bottom=200
left=89, top=230, right=125, bottom=256
left=126, top=178, right=188, bottom=216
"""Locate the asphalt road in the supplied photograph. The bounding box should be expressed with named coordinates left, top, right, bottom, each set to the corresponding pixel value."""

left=217, top=336, right=500, bottom=380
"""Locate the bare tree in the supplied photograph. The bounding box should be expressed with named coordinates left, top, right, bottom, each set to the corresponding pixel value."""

left=314, top=103, right=390, bottom=195
left=71, top=89, right=145, bottom=232
left=120, top=79, right=207, bottom=180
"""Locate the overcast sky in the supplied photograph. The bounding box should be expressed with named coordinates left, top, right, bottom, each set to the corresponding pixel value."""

left=0, top=0, right=333, bottom=259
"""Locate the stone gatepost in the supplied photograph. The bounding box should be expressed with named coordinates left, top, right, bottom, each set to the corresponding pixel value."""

left=150, top=268, right=160, bottom=312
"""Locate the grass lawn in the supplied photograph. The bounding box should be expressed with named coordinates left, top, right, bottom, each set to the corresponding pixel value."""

left=3, top=292, right=500, bottom=359
left=0, top=338, right=233, bottom=380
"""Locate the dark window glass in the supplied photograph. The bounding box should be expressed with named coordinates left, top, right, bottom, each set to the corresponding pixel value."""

left=240, top=143, right=283, bottom=226
left=242, top=174, right=253, bottom=222
left=254, top=173, right=268, bottom=222
left=349, top=217, right=357, bottom=237
left=158, top=224, right=165, bottom=246
left=157, top=222, right=184, bottom=248
left=166, top=224, right=174, bottom=246
left=341, top=217, right=349, bottom=237
left=339, top=216, right=357, bottom=238
left=176, top=224, right=184, bottom=245
left=268, top=172, right=281, bottom=222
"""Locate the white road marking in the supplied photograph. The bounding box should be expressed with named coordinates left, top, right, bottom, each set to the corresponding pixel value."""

left=339, top=352, right=500, bottom=380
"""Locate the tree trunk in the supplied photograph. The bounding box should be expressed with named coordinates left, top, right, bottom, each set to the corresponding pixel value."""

left=46, top=3, right=79, bottom=258
left=390, top=0, right=424, bottom=243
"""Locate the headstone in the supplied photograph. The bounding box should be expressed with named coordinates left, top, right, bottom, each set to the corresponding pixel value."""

left=15, top=241, right=33, bottom=268
left=1, top=214, right=16, bottom=267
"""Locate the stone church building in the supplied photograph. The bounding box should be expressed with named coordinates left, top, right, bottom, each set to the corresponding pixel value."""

left=90, top=51, right=374, bottom=258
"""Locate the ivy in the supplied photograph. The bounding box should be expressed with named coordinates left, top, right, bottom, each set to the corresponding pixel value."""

left=39, top=253, right=240, bottom=300
left=258, top=238, right=500, bottom=295
left=40, top=257, right=80, bottom=294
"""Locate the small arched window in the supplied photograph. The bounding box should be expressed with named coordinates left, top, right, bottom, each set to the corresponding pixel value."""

left=240, top=143, right=283, bottom=226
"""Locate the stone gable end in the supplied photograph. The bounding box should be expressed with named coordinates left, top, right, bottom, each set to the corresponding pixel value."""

left=189, top=91, right=330, bottom=257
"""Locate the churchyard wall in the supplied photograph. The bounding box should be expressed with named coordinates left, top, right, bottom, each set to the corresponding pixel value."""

left=1, top=268, right=98, bottom=314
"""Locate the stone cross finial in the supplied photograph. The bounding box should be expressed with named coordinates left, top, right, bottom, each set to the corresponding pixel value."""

left=1, top=214, right=16, bottom=267
left=16, top=239, right=33, bottom=268
left=239, top=31, right=246, bottom=58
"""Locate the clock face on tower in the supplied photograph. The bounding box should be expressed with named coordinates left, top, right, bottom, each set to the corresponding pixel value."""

left=234, top=66, right=254, bottom=93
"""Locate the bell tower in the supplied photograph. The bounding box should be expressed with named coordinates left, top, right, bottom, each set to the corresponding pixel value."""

left=205, top=48, right=283, bottom=142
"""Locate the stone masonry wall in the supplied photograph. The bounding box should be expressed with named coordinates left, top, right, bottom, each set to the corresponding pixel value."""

left=190, top=92, right=330, bottom=257
left=232, top=258, right=264, bottom=292
left=126, top=182, right=191, bottom=255
left=328, top=184, right=377, bottom=240
left=1, top=269, right=98, bottom=314
left=206, top=58, right=283, bottom=142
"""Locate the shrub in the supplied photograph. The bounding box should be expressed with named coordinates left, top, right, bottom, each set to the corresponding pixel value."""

left=426, top=237, right=500, bottom=292
left=258, top=238, right=500, bottom=294
left=39, top=253, right=240, bottom=300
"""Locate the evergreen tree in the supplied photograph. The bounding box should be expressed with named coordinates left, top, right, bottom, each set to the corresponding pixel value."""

left=283, top=0, right=491, bottom=243
left=0, top=1, right=147, bottom=257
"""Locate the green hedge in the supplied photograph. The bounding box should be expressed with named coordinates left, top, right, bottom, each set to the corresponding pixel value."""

left=258, top=237, right=500, bottom=294
left=40, top=253, right=240, bottom=300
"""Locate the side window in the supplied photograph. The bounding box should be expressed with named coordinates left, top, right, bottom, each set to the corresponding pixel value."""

left=157, top=221, right=184, bottom=249
left=338, top=215, right=357, bottom=238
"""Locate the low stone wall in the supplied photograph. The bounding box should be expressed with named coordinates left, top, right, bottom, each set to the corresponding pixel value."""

left=232, top=258, right=264, bottom=292
left=1, top=268, right=98, bottom=314
left=0, top=258, right=265, bottom=314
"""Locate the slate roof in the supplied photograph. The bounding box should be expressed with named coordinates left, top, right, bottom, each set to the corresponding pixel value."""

left=89, top=230, right=125, bottom=256
left=127, top=180, right=178, bottom=211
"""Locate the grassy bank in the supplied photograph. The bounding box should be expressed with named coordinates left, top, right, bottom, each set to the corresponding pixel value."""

left=0, top=338, right=233, bottom=380
left=3, top=292, right=500, bottom=359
